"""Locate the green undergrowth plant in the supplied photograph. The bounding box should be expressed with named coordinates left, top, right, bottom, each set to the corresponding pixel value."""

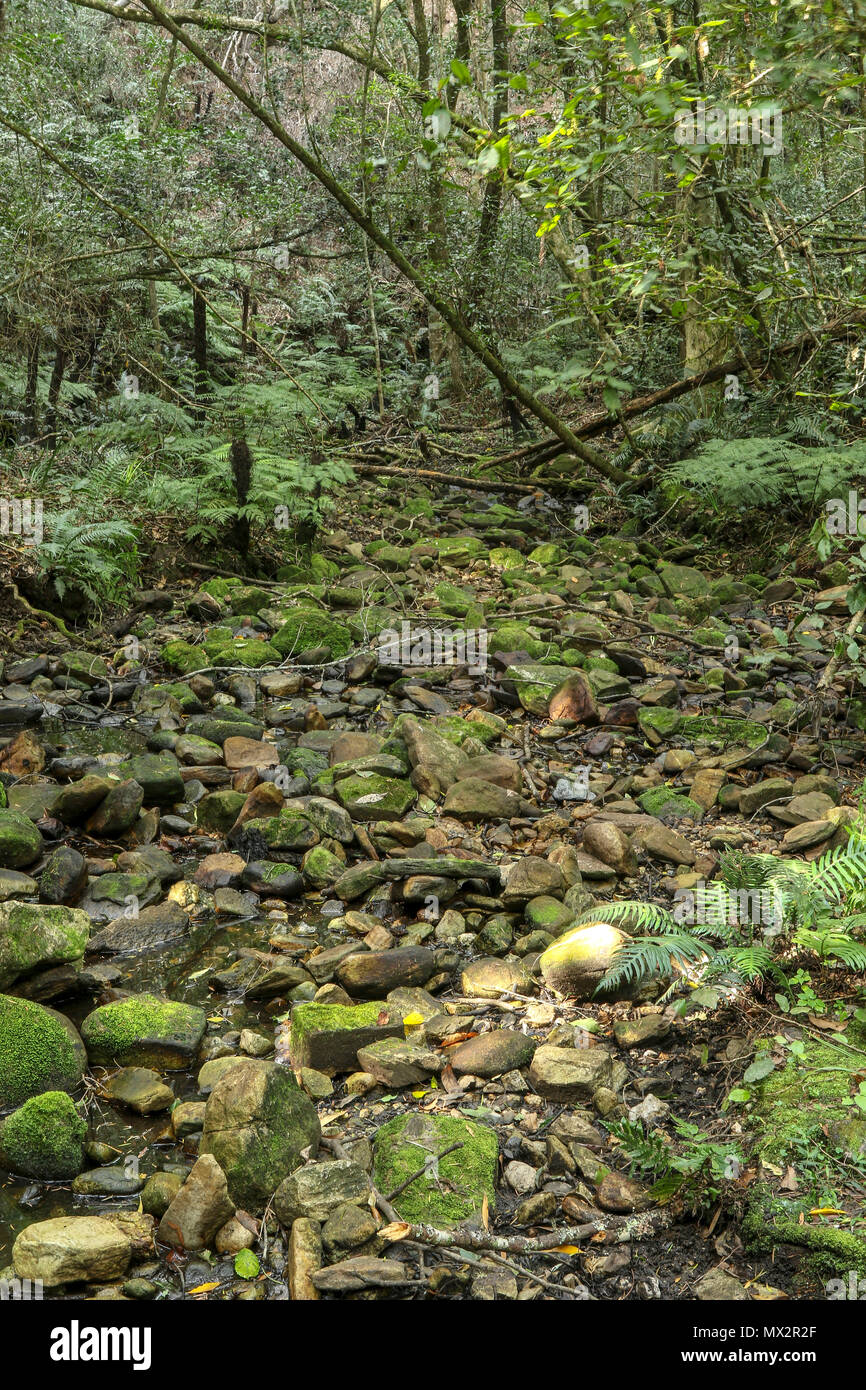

left=586, top=839, right=866, bottom=999
left=606, top=1116, right=744, bottom=1215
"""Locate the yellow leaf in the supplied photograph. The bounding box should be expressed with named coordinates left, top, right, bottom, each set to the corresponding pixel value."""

left=403, top=1012, right=424, bottom=1037
left=550, top=1244, right=581, bottom=1254
left=188, top=1281, right=220, bottom=1295
left=809, top=1207, right=847, bottom=1217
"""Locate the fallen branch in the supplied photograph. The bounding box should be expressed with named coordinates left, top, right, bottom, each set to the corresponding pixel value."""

left=380, top=1208, right=672, bottom=1254
left=346, top=460, right=568, bottom=496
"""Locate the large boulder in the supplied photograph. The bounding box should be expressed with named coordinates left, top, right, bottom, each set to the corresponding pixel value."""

left=0, top=1091, right=86, bottom=1179
left=12, top=1216, right=132, bottom=1288
left=80, top=992, right=206, bottom=1069
left=539, top=922, right=631, bottom=999
left=0, top=901, right=90, bottom=990
left=200, top=1060, right=321, bottom=1210
left=0, top=994, right=87, bottom=1108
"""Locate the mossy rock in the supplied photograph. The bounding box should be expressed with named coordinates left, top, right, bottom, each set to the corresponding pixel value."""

left=0, top=901, right=90, bottom=991
left=488, top=546, right=525, bottom=572
left=509, top=665, right=580, bottom=716
left=0, top=995, right=87, bottom=1109
left=637, top=786, right=704, bottom=822
left=227, top=585, right=272, bottom=616
left=373, top=1113, right=498, bottom=1227
left=81, top=992, right=207, bottom=1070
left=161, top=641, right=205, bottom=676
left=206, top=638, right=281, bottom=669
left=0, top=1091, right=86, bottom=1179
left=196, top=790, right=247, bottom=833
left=681, top=714, right=767, bottom=748
left=200, top=1060, right=321, bottom=1210
left=289, top=1001, right=401, bottom=1075
left=202, top=577, right=241, bottom=600
left=489, top=623, right=549, bottom=661
left=335, top=773, right=417, bottom=823
left=271, top=609, right=351, bottom=660
left=0, top=811, right=43, bottom=869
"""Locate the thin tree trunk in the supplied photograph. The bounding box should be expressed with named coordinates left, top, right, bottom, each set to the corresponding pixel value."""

left=23, top=332, right=40, bottom=438
left=45, top=344, right=67, bottom=447
left=192, top=280, right=208, bottom=420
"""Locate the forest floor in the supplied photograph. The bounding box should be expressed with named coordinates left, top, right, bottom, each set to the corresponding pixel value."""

left=1, top=452, right=866, bottom=1302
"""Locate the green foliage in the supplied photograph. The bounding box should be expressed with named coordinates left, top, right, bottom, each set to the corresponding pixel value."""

left=663, top=438, right=866, bottom=515
left=607, top=1117, right=744, bottom=1216
left=596, top=837, right=866, bottom=998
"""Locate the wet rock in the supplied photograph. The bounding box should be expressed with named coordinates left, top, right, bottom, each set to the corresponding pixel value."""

left=85, top=778, right=145, bottom=835
left=0, top=1091, right=86, bottom=1179
left=157, top=1153, right=235, bottom=1251
left=241, top=860, right=304, bottom=899
left=73, top=1166, right=144, bottom=1196
left=336, top=947, right=437, bottom=998
left=88, top=900, right=190, bottom=956
left=200, top=1060, right=321, bottom=1209
left=103, top=1067, right=174, bottom=1114
left=274, top=1159, right=372, bottom=1223
left=37, top=847, right=88, bottom=905
left=81, top=992, right=206, bottom=1069
left=53, top=775, right=116, bottom=824
left=0, top=869, right=38, bottom=901
left=0, top=810, right=42, bottom=868
left=529, top=1044, right=613, bottom=1101
left=140, top=1170, right=184, bottom=1219
left=13, top=1216, right=132, bottom=1288
left=116, top=752, right=185, bottom=805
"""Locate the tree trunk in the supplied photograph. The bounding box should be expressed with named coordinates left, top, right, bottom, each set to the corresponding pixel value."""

left=192, top=281, right=208, bottom=420
left=23, top=332, right=40, bottom=439
left=45, top=344, right=67, bottom=447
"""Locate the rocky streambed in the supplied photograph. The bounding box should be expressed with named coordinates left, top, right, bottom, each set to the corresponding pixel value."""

left=1, top=485, right=865, bottom=1302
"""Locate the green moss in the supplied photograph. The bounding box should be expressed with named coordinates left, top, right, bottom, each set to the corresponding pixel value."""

left=373, top=1113, right=498, bottom=1227
left=81, top=992, right=206, bottom=1069
left=0, top=995, right=86, bottom=1108
left=0, top=1091, right=86, bottom=1179
left=743, top=1185, right=866, bottom=1279
left=680, top=714, right=767, bottom=748
left=637, top=787, right=704, bottom=821
left=489, top=624, right=549, bottom=660
left=290, top=1002, right=385, bottom=1046
left=205, top=638, right=280, bottom=669
left=427, top=715, right=500, bottom=748
left=202, top=577, right=240, bottom=599
left=161, top=640, right=204, bottom=675
left=751, top=1033, right=866, bottom=1162
left=271, top=609, right=351, bottom=659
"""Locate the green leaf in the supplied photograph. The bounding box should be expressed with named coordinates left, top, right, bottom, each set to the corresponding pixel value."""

left=234, top=1249, right=260, bottom=1280
left=450, top=59, right=471, bottom=85
left=743, top=1056, right=776, bottom=1084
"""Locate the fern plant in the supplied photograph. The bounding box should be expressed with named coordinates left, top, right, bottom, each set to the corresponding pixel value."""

left=607, top=1117, right=744, bottom=1214
left=589, top=837, right=866, bottom=998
